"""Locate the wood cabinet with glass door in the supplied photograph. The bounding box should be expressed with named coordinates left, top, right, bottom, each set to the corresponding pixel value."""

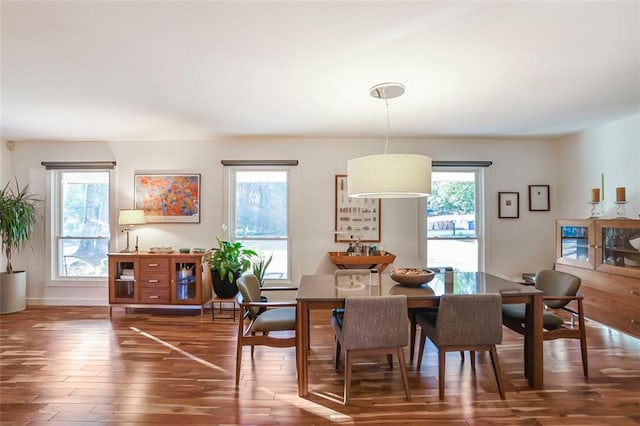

left=108, top=252, right=209, bottom=315
left=555, top=219, right=640, bottom=337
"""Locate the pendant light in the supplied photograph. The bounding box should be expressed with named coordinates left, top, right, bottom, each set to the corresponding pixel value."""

left=347, top=82, right=432, bottom=198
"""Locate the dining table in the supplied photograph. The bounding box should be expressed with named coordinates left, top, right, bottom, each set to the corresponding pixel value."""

left=295, top=271, right=544, bottom=397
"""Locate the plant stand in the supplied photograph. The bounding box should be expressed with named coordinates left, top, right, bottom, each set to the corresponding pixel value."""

left=209, top=295, right=237, bottom=321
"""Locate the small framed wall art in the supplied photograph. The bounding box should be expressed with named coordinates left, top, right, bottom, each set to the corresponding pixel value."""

left=134, top=174, right=201, bottom=223
left=334, top=174, right=381, bottom=242
left=528, top=184, right=550, bottom=211
left=498, top=192, right=519, bottom=219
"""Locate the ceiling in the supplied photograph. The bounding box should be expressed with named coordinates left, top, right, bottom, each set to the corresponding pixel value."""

left=2, top=1, right=639, bottom=142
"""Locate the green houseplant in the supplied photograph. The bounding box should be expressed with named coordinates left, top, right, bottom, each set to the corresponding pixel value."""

left=206, top=238, right=257, bottom=298
left=251, top=253, right=272, bottom=287
left=0, top=178, right=41, bottom=313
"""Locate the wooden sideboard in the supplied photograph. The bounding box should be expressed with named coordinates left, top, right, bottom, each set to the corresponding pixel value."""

left=108, top=252, right=210, bottom=315
left=555, top=219, right=640, bottom=337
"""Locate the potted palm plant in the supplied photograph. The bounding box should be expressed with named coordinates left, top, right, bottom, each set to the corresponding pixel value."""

left=206, top=238, right=257, bottom=298
left=0, top=179, right=41, bottom=314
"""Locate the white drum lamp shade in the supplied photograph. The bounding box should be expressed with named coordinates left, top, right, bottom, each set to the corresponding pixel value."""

left=119, top=209, right=146, bottom=252
left=348, top=154, right=432, bottom=198
left=118, top=209, right=147, bottom=226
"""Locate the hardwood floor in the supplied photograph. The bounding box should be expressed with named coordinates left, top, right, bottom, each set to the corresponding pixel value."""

left=1, top=306, right=639, bottom=425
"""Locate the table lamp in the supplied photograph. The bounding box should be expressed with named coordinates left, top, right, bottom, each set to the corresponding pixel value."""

left=118, top=209, right=146, bottom=252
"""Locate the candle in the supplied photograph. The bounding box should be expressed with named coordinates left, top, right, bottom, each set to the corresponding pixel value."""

left=601, top=173, right=605, bottom=201
left=616, top=187, right=626, bottom=202
left=591, top=188, right=600, bottom=203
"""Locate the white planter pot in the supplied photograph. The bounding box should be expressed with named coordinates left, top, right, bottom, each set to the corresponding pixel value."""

left=0, top=271, right=27, bottom=314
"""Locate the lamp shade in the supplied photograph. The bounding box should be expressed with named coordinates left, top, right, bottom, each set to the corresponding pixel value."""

left=118, top=209, right=147, bottom=225
left=347, top=153, right=432, bottom=198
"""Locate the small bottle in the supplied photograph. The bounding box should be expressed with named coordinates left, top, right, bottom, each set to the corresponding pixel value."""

left=355, top=237, right=362, bottom=255
left=347, top=235, right=355, bottom=256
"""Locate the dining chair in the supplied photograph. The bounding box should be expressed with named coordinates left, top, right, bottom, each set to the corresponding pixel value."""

left=502, top=269, right=588, bottom=377
left=331, top=269, right=372, bottom=355
left=332, top=294, right=411, bottom=405
left=407, top=266, right=454, bottom=364
left=416, top=293, right=506, bottom=400
left=235, top=274, right=297, bottom=386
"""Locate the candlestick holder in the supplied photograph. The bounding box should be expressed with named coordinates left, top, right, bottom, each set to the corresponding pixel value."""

left=615, top=201, right=627, bottom=219
left=588, top=201, right=602, bottom=218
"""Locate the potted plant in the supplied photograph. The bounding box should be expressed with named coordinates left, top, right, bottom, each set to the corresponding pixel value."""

left=206, top=238, right=257, bottom=298
left=0, top=178, right=41, bottom=314
left=251, top=253, right=273, bottom=287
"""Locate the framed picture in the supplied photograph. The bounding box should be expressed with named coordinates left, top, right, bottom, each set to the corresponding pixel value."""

left=134, top=174, right=201, bottom=223
left=529, top=184, right=550, bottom=211
left=335, top=174, right=381, bottom=242
left=498, top=192, right=519, bottom=219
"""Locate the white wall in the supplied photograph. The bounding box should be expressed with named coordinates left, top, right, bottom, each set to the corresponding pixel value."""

left=9, top=115, right=637, bottom=305
left=555, top=113, right=640, bottom=219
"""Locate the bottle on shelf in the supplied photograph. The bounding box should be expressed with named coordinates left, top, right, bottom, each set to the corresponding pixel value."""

left=347, top=235, right=356, bottom=256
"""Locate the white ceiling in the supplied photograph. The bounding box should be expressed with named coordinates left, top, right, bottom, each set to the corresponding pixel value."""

left=2, top=1, right=639, bottom=141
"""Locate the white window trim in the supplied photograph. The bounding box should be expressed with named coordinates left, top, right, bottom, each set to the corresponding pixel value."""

left=224, top=165, right=293, bottom=284
left=45, top=168, right=114, bottom=286
left=419, top=167, right=485, bottom=272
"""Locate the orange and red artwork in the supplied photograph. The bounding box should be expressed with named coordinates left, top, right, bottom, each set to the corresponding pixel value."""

left=134, top=174, right=200, bottom=223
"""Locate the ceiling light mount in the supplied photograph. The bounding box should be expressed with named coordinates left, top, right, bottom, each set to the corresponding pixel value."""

left=369, top=82, right=405, bottom=100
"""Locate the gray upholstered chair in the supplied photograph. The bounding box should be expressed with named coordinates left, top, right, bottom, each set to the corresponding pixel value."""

left=502, top=269, right=588, bottom=377
left=235, top=274, right=297, bottom=386
left=408, top=266, right=452, bottom=363
left=416, top=293, right=506, bottom=400
left=331, top=269, right=372, bottom=359
left=332, top=295, right=411, bottom=405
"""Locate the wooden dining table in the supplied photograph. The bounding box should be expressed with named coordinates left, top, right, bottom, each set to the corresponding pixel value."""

left=295, top=271, right=544, bottom=397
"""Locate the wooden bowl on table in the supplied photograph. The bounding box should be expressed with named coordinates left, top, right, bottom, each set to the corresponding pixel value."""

left=389, top=268, right=436, bottom=287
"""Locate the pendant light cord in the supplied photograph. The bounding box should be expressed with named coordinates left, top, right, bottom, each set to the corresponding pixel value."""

left=384, top=97, right=390, bottom=154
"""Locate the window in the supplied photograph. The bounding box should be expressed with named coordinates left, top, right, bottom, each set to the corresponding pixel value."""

left=228, top=168, right=289, bottom=281
left=52, top=171, right=110, bottom=278
left=422, top=169, right=483, bottom=272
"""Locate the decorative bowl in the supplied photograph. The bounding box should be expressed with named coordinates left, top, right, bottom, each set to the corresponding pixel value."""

left=179, top=248, right=191, bottom=253
left=629, top=235, right=640, bottom=251
left=389, top=268, right=436, bottom=287
left=149, top=247, right=173, bottom=254
left=624, top=254, right=640, bottom=267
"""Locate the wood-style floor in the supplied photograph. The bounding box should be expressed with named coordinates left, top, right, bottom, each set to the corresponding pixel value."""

left=1, top=306, right=639, bottom=425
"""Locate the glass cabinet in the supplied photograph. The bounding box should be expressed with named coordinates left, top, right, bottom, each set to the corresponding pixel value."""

left=557, top=219, right=640, bottom=279
left=108, top=255, right=139, bottom=303
left=171, top=257, right=201, bottom=304
left=596, top=219, right=640, bottom=278
left=556, top=219, right=595, bottom=270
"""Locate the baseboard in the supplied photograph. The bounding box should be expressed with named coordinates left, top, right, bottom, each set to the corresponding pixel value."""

left=26, top=298, right=108, bottom=306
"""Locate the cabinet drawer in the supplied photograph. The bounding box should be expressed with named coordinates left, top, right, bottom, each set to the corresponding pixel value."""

left=140, top=289, right=170, bottom=303
left=579, top=285, right=639, bottom=337
left=139, top=273, right=169, bottom=287
left=140, top=258, right=169, bottom=272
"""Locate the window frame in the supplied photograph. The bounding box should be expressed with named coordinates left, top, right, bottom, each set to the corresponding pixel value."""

left=224, top=166, right=292, bottom=283
left=419, top=166, right=485, bottom=272
left=46, top=168, right=114, bottom=285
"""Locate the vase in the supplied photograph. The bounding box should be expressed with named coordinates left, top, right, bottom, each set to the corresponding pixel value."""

left=211, top=269, right=240, bottom=298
